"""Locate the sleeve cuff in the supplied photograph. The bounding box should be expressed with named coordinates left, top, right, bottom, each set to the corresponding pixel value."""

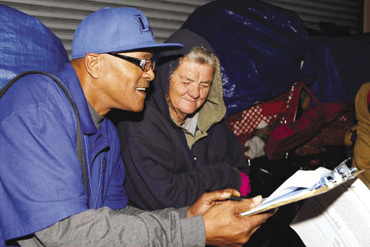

left=181, top=215, right=206, bottom=247
left=176, top=207, right=189, bottom=218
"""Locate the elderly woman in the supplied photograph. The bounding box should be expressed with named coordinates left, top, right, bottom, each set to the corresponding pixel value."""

left=115, top=29, right=250, bottom=210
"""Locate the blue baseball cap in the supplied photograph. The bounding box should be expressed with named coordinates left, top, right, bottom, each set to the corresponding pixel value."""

left=72, top=7, right=183, bottom=59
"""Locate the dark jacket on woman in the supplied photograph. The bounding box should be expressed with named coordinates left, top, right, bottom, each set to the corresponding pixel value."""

left=115, top=29, right=249, bottom=210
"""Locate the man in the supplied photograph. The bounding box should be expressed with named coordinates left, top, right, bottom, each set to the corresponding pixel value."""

left=0, top=7, right=273, bottom=246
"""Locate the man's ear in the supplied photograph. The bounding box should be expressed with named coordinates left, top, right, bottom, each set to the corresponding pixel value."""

left=84, top=53, right=100, bottom=79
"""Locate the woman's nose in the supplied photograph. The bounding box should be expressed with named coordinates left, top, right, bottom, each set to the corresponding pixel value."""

left=188, top=83, right=200, bottom=98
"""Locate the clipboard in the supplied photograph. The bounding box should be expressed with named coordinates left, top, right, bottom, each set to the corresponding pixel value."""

left=241, top=158, right=364, bottom=216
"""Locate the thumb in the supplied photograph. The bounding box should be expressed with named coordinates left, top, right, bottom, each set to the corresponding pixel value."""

left=249, top=195, right=263, bottom=208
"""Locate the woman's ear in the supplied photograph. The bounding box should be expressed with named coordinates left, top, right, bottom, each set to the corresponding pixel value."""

left=84, top=53, right=100, bottom=79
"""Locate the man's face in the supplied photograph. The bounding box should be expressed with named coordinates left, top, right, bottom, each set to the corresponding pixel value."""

left=101, top=51, right=155, bottom=112
left=168, top=58, right=214, bottom=124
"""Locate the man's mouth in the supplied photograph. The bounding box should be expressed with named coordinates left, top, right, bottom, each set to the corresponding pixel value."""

left=136, top=87, right=147, bottom=92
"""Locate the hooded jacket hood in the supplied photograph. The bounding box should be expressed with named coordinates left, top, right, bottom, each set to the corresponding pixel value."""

left=148, top=29, right=226, bottom=134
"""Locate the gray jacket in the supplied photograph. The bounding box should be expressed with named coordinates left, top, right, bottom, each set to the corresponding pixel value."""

left=17, top=206, right=205, bottom=246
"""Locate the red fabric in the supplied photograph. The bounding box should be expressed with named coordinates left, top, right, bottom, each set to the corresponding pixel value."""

left=225, top=85, right=297, bottom=147
left=305, top=109, right=354, bottom=147
left=225, top=102, right=281, bottom=146
left=226, top=82, right=351, bottom=160
left=262, top=82, right=351, bottom=160
left=262, top=101, right=284, bottom=115
left=239, top=172, right=251, bottom=196
left=226, top=82, right=310, bottom=153
left=264, top=102, right=349, bottom=160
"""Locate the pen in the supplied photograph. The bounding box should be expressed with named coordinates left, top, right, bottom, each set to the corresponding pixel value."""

left=228, top=195, right=244, bottom=201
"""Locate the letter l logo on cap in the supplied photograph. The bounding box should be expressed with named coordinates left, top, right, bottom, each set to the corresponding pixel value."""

left=134, top=14, right=154, bottom=38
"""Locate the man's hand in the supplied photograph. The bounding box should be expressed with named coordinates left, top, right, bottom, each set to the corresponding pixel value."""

left=187, top=189, right=241, bottom=217
left=203, top=196, right=274, bottom=247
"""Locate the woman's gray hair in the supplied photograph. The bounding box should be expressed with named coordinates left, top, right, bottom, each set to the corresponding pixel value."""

left=180, top=46, right=220, bottom=80
left=184, top=46, right=218, bottom=67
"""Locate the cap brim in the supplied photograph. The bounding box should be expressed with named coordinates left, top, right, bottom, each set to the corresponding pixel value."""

left=115, top=43, right=183, bottom=53
left=150, top=43, right=184, bottom=51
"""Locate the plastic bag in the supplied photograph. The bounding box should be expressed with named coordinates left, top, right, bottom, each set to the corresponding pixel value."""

left=0, top=4, right=69, bottom=88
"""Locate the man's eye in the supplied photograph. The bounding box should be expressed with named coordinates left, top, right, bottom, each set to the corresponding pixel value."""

left=201, top=83, right=210, bottom=88
left=181, top=81, right=191, bottom=84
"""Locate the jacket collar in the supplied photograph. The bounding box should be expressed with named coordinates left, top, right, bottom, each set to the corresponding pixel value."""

left=55, top=63, right=97, bottom=135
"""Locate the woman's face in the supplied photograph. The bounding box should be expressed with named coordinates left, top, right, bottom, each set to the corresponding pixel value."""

left=167, top=58, right=214, bottom=124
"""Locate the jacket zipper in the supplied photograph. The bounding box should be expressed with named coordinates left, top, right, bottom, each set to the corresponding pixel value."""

left=102, top=157, right=106, bottom=194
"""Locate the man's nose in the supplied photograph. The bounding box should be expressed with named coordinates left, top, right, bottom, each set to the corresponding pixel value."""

left=144, top=68, right=155, bottom=81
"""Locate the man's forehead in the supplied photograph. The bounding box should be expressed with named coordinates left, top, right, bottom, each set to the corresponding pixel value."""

left=119, top=50, right=153, bottom=58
